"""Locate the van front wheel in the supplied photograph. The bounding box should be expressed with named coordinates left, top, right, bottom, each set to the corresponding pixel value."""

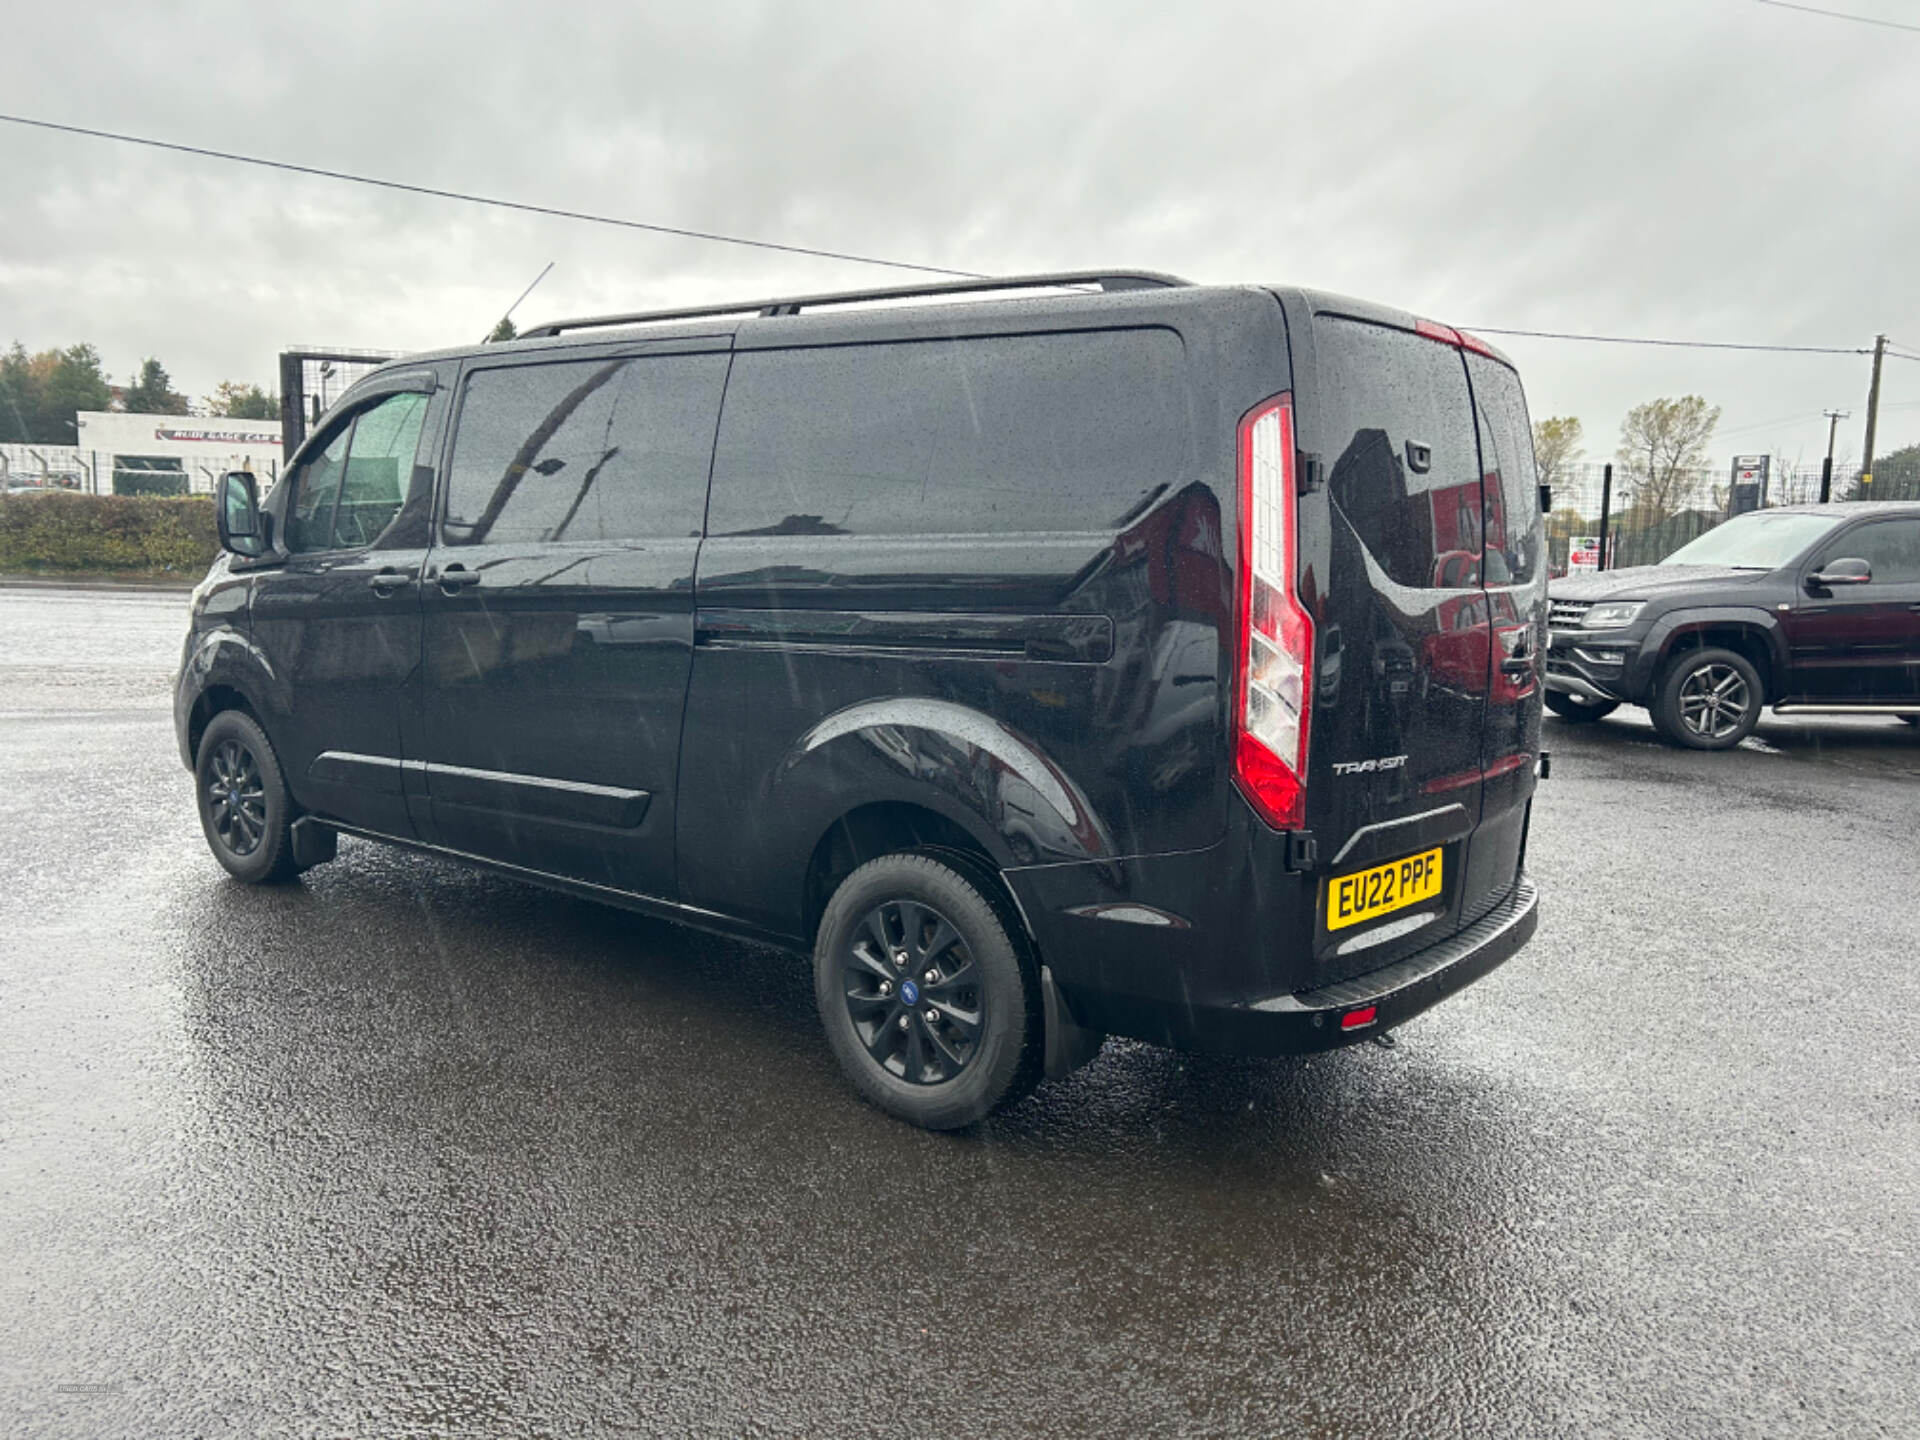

left=194, top=710, right=299, bottom=883
left=814, top=853, right=1041, bottom=1130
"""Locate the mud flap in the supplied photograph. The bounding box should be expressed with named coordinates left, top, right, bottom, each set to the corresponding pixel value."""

left=1042, top=964, right=1104, bottom=1081
left=290, top=816, right=338, bottom=871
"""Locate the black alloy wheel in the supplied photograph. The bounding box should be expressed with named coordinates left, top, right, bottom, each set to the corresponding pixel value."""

left=194, top=709, right=299, bottom=883
left=843, top=898, right=983, bottom=1085
left=206, top=738, right=267, bottom=857
left=1652, top=647, right=1764, bottom=751
left=814, top=853, right=1042, bottom=1130
left=1545, top=690, right=1620, bottom=724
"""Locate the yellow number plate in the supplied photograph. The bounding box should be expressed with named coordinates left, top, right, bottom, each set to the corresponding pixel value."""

left=1326, top=847, right=1443, bottom=931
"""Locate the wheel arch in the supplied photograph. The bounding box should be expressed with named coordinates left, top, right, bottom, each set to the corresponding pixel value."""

left=1645, top=610, right=1786, bottom=703
left=178, top=623, right=279, bottom=769
left=801, top=801, right=1029, bottom=953
left=186, top=683, right=263, bottom=764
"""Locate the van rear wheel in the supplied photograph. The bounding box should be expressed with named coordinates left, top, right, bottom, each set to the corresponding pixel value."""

left=813, top=853, right=1041, bottom=1130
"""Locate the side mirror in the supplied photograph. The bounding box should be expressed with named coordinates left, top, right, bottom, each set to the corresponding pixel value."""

left=1808, top=556, right=1872, bottom=589
left=216, top=471, right=266, bottom=558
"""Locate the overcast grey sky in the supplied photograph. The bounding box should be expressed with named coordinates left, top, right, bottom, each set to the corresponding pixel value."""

left=4, top=0, right=1917, bottom=467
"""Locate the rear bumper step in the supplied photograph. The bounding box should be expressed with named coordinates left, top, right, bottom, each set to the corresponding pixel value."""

left=1261, top=875, right=1537, bottom=1014
left=1087, top=874, right=1539, bottom=1057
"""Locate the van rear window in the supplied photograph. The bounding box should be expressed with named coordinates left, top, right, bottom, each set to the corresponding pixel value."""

left=706, top=329, right=1189, bottom=537
left=1465, top=352, right=1544, bottom=587
left=1312, top=318, right=1484, bottom=591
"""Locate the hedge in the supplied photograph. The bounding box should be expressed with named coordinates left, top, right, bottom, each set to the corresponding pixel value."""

left=0, top=491, right=219, bottom=577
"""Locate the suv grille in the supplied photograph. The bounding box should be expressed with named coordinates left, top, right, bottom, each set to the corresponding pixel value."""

left=1548, top=599, right=1593, bottom=629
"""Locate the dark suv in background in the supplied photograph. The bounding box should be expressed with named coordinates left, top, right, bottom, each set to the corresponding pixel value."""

left=1546, top=503, right=1920, bottom=747
left=179, top=271, right=1545, bottom=1129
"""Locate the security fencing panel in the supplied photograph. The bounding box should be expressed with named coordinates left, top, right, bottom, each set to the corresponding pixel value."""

left=1540, top=459, right=1919, bottom=575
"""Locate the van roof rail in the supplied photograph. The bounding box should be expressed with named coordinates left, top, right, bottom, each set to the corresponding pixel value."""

left=517, top=270, right=1192, bottom=339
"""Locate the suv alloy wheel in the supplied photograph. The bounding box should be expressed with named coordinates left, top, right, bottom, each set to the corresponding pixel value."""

left=1651, top=647, right=1764, bottom=750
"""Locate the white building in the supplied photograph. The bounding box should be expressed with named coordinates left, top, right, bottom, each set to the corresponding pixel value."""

left=65, top=411, right=286, bottom=495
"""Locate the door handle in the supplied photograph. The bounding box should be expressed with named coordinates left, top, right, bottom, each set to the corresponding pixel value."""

left=433, top=564, right=482, bottom=593
left=368, top=568, right=413, bottom=594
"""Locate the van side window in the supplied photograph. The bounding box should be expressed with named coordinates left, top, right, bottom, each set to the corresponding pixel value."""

left=441, top=353, right=729, bottom=545
left=334, top=392, right=428, bottom=548
left=1314, top=319, right=1483, bottom=591
left=707, top=330, right=1188, bottom=537
left=1466, top=353, right=1543, bottom=588
left=282, top=392, right=430, bottom=553
left=284, top=424, right=353, bottom=554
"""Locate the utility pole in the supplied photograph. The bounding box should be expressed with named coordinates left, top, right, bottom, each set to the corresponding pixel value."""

left=1821, top=409, right=1849, bottom=504
left=1597, top=463, right=1612, bottom=571
left=1860, top=334, right=1887, bottom=496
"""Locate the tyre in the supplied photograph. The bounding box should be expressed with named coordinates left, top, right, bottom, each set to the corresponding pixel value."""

left=1545, top=690, right=1620, bottom=724
left=194, top=710, right=299, bottom=883
left=813, top=853, right=1042, bottom=1130
left=1650, top=647, right=1763, bottom=750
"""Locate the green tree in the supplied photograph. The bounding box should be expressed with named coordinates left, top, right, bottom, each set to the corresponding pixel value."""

left=124, top=357, right=187, bottom=414
left=0, top=342, right=33, bottom=443
left=0, top=342, right=111, bottom=442
left=1616, top=395, right=1721, bottom=520
left=1531, top=416, right=1584, bottom=487
left=208, top=381, right=280, bottom=420
left=486, top=316, right=518, bottom=344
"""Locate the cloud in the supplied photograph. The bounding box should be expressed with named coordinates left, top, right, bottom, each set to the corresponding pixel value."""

left=4, top=0, right=1915, bottom=456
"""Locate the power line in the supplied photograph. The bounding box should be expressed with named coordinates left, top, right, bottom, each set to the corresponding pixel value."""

left=0, top=109, right=1903, bottom=361
left=0, top=111, right=985, bottom=280
left=1716, top=408, right=1831, bottom=437
left=1464, top=325, right=1871, bottom=356
left=1749, top=0, right=1920, bottom=34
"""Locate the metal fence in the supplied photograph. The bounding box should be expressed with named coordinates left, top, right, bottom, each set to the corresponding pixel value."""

left=278, top=347, right=401, bottom=457
left=1, top=443, right=96, bottom=492
left=1541, top=454, right=1920, bottom=574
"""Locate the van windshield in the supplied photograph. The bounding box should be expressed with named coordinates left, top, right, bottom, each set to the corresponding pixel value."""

left=1660, top=511, right=1845, bottom=569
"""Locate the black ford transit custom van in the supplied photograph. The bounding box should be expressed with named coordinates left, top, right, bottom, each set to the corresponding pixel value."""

left=179, top=272, right=1544, bottom=1129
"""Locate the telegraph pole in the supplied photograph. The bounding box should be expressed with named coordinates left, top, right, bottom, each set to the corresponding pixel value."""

left=1821, top=409, right=1849, bottom=504
left=1860, top=334, right=1887, bottom=495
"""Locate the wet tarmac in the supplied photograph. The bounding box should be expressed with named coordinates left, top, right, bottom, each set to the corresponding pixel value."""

left=2, top=585, right=1916, bottom=1438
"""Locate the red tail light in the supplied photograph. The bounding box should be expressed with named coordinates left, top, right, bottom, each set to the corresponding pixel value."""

left=1233, top=395, right=1313, bottom=830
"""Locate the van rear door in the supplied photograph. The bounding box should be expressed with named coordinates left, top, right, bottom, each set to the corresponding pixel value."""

left=1298, top=315, right=1491, bottom=983
left=1459, top=350, right=1546, bottom=923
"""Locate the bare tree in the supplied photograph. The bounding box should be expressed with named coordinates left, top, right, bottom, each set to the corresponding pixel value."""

left=1616, top=396, right=1720, bottom=519
left=1531, top=416, right=1584, bottom=488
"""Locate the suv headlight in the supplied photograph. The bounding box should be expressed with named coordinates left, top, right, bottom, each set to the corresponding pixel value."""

left=1581, top=601, right=1645, bottom=629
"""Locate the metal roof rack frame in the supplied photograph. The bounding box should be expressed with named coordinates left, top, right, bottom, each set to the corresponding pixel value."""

left=518, top=270, right=1192, bottom=339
